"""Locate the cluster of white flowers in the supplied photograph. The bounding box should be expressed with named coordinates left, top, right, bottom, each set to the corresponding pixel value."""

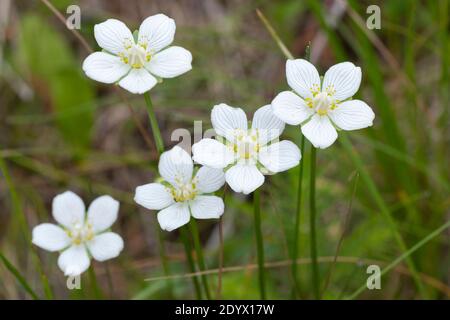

left=32, top=13, right=375, bottom=277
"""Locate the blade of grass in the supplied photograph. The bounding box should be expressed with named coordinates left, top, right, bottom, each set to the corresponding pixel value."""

left=0, top=252, right=39, bottom=300
left=179, top=226, right=203, bottom=299
left=346, top=219, right=450, bottom=299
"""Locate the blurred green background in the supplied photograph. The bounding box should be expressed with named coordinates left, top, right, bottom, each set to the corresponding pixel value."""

left=0, top=0, right=449, bottom=299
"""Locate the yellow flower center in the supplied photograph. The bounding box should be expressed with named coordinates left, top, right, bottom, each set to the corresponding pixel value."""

left=67, top=223, right=94, bottom=245
left=119, top=44, right=151, bottom=69
left=231, top=129, right=260, bottom=162
left=171, top=183, right=197, bottom=202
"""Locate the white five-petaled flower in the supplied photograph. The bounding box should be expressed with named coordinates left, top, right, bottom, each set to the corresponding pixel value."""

left=32, top=191, right=124, bottom=276
left=192, top=104, right=301, bottom=195
left=134, top=146, right=225, bottom=232
left=82, top=14, right=192, bottom=94
left=271, top=59, right=375, bottom=149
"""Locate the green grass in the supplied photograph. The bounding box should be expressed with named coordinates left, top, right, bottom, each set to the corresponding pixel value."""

left=0, top=0, right=448, bottom=299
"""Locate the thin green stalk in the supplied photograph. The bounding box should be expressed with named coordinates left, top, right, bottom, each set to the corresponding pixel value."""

left=253, top=188, right=266, bottom=299
left=291, top=136, right=305, bottom=298
left=291, top=45, right=311, bottom=299
left=309, top=146, right=320, bottom=299
left=189, top=218, right=211, bottom=300
left=0, top=252, right=39, bottom=300
left=88, top=266, right=102, bottom=299
left=142, top=93, right=175, bottom=297
left=347, top=219, right=450, bottom=299
left=143, top=92, right=164, bottom=155
left=179, top=226, right=203, bottom=299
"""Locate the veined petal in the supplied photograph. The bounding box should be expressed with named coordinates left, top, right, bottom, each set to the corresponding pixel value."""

left=251, top=104, right=285, bottom=145
left=118, top=68, right=157, bottom=94
left=258, top=140, right=301, bottom=173
left=32, top=223, right=71, bottom=252
left=82, top=52, right=130, bottom=84
left=157, top=202, right=191, bottom=232
left=322, top=62, right=361, bottom=100
left=147, top=46, right=192, bottom=78
left=134, top=183, right=174, bottom=210
left=225, top=164, right=264, bottom=194
left=328, top=100, right=375, bottom=131
left=87, top=195, right=119, bottom=233
left=87, top=232, right=124, bottom=262
left=189, top=195, right=224, bottom=219
left=211, top=104, right=248, bottom=142
left=94, top=19, right=134, bottom=55
left=52, top=191, right=85, bottom=229
left=272, top=91, right=314, bottom=125
left=192, top=138, right=235, bottom=169
left=138, top=14, right=176, bottom=53
left=286, top=59, right=321, bottom=99
left=301, top=114, right=338, bottom=149
left=57, top=245, right=90, bottom=276
left=194, top=166, right=225, bottom=193
left=159, top=146, right=193, bottom=186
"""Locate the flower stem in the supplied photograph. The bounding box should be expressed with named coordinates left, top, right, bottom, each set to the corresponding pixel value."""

left=291, top=135, right=305, bottom=298
left=88, top=266, right=102, bottom=299
left=143, top=92, right=164, bottom=155
left=189, top=218, right=212, bottom=300
left=179, top=226, right=203, bottom=299
left=309, top=146, right=320, bottom=299
left=253, top=188, right=266, bottom=299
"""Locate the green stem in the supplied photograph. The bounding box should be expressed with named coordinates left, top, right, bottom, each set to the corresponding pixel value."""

left=253, top=188, right=266, bottom=299
left=88, top=266, right=102, bottom=299
left=189, top=218, right=211, bottom=299
left=291, top=136, right=305, bottom=298
left=179, top=226, right=203, bottom=299
left=143, top=92, right=164, bottom=155
left=309, top=146, right=320, bottom=299
left=143, top=93, right=176, bottom=297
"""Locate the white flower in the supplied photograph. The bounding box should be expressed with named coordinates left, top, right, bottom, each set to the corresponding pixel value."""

left=192, top=104, right=301, bottom=195
left=134, top=146, right=225, bottom=232
left=32, top=191, right=124, bottom=276
left=82, top=14, right=192, bottom=94
left=272, top=59, right=375, bottom=149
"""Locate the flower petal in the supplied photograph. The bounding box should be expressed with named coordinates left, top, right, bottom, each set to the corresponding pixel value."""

left=52, top=191, right=85, bottom=229
left=189, top=195, right=224, bottom=219
left=82, top=52, right=130, bottom=84
left=138, top=14, right=176, bottom=53
left=194, top=166, right=225, bottom=193
left=87, top=195, right=119, bottom=233
left=192, top=138, right=235, bottom=169
left=118, top=68, right=157, bottom=94
left=94, top=19, right=134, bottom=55
left=157, top=203, right=191, bottom=232
left=328, top=100, right=375, bottom=131
left=272, top=91, right=314, bottom=125
left=159, top=146, right=193, bottom=186
left=32, top=223, right=71, bottom=252
left=225, top=164, right=264, bottom=194
left=87, top=232, right=124, bottom=262
left=301, top=114, right=338, bottom=149
left=258, top=140, right=301, bottom=173
left=147, top=46, right=192, bottom=78
left=322, top=62, right=361, bottom=100
left=211, top=103, right=248, bottom=141
left=286, top=59, right=321, bottom=99
left=134, top=183, right=174, bottom=210
left=57, top=245, right=90, bottom=276
left=251, top=104, right=285, bottom=145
